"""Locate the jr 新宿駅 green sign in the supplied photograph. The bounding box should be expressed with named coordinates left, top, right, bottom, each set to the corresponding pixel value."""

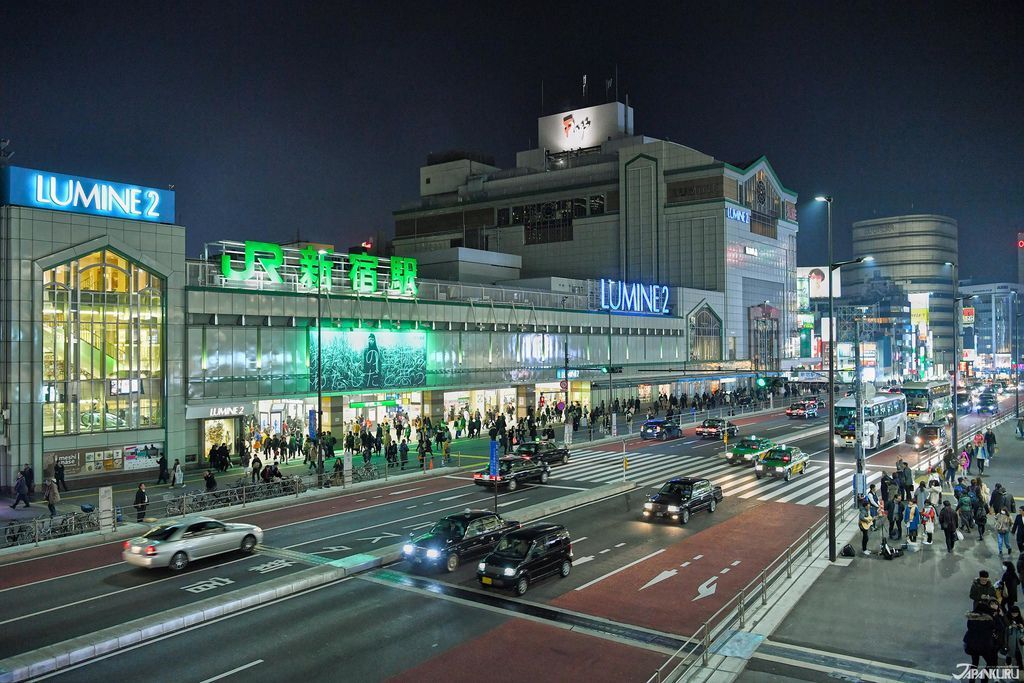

left=220, top=241, right=417, bottom=296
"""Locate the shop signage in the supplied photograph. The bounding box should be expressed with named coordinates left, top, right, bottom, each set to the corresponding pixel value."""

left=185, top=404, right=248, bottom=419
left=598, top=279, right=670, bottom=316
left=349, top=400, right=399, bottom=408
left=726, top=207, right=750, bottom=224
left=219, top=240, right=417, bottom=296
left=44, top=441, right=164, bottom=477
left=1, top=166, right=175, bottom=223
left=311, top=329, right=427, bottom=392
left=744, top=246, right=759, bottom=256
left=961, top=306, right=975, bottom=325
left=556, top=369, right=581, bottom=379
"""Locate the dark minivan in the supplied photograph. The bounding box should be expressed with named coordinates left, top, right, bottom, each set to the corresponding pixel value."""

left=477, top=523, right=572, bottom=596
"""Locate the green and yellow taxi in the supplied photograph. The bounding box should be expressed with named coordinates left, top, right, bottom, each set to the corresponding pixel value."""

left=724, top=436, right=775, bottom=466
left=753, top=445, right=810, bottom=482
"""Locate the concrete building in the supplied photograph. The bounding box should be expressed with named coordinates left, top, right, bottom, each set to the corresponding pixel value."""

left=845, top=215, right=958, bottom=374
left=959, top=282, right=1019, bottom=371
left=391, top=101, right=801, bottom=366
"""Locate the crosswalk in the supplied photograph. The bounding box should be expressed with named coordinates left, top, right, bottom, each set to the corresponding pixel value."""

left=552, top=446, right=882, bottom=509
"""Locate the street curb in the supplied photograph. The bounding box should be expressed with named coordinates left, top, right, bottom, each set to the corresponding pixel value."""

left=0, top=480, right=636, bottom=682
left=0, top=465, right=469, bottom=565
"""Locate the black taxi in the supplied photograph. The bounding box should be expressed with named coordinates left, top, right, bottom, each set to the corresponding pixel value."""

left=402, top=510, right=521, bottom=572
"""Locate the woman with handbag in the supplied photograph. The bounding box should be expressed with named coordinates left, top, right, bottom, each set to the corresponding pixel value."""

left=921, top=501, right=937, bottom=545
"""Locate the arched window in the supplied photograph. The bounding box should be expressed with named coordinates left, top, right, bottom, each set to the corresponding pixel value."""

left=42, top=250, right=164, bottom=435
left=689, top=307, right=722, bottom=361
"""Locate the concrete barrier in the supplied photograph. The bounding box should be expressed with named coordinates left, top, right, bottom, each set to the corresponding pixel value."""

left=0, top=480, right=636, bottom=682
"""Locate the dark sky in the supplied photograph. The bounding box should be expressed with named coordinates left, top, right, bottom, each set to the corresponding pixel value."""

left=2, top=2, right=1022, bottom=280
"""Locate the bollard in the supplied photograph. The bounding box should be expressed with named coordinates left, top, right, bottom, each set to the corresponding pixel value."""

left=33, top=517, right=39, bottom=546
left=701, top=623, right=711, bottom=665
left=760, top=569, right=768, bottom=605
left=786, top=547, right=793, bottom=577
left=805, top=529, right=812, bottom=557
left=242, top=482, right=247, bottom=507
left=738, top=588, right=746, bottom=627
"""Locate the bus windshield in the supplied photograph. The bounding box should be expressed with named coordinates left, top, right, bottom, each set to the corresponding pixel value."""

left=902, top=390, right=930, bottom=411
left=834, top=406, right=858, bottom=431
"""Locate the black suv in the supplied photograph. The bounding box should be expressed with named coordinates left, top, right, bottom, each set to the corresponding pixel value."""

left=477, top=523, right=572, bottom=596
left=473, top=456, right=550, bottom=491
left=514, top=441, right=570, bottom=466
left=402, top=510, right=521, bottom=572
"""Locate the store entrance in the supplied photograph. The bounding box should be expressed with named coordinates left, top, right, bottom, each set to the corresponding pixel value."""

left=202, top=417, right=239, bottom=462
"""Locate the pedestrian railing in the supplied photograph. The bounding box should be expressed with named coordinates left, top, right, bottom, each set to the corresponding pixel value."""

left=1, top=508, right=102, bottom=549
left=643, top=497, right=852, bottom=683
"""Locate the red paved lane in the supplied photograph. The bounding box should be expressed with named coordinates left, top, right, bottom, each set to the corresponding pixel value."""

left=0, top=475, right=469, bottom=590
left=553, top=502, right=824, bottom=635
left=387, top=619, right=666, bottom=683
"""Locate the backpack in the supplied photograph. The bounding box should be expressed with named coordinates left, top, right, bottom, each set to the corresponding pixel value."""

left=841, top=544, right=856, bottom=558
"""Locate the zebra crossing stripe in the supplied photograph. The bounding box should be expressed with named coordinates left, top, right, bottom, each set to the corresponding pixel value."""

left=771, top=468, right=853, bottom=504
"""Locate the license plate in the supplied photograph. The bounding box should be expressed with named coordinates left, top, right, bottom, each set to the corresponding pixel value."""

left=132, top=545, right=141, bottom=553
left=481, top=576, right=492, bottom=585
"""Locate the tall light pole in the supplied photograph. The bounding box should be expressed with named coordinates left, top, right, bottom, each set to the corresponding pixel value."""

left=945, top=261, right=974, bottom=453
left=316, top=248, right=328, bottom=484
left=1014, top=291, right=1021, bottom=420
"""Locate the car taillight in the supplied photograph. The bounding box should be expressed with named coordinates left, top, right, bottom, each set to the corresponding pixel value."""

left=473, top=473, right=482, bottom=479
left=782, top=456, right=791, bottom=462
left=123, top=541, right=131, bottom=550
left=144, top=545, right=158, bottom=556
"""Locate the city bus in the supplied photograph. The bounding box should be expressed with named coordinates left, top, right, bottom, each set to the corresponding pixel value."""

left=901, top=380, right=953, bottom=425
left=833, top=392, right=908, bottom=450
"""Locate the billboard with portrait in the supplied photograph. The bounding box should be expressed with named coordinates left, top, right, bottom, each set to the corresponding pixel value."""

left=538, top=102, right=632, bottom=153
left=797, top=267, right=839, bottom=299
left=309, top=329, right=427, bottom=392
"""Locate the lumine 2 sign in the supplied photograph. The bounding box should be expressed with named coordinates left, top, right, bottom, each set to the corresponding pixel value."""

left=598, top=279, right=671, bottom=315
left=220, top=241, right=418, bottom=296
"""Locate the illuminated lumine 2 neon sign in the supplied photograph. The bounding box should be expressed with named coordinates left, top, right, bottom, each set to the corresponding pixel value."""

left=598, top=279, right=670, bottom=315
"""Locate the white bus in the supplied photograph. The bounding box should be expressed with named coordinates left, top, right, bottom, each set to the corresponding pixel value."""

left=833, top=393, right=907, bottom=450
left=901, top=380, right=953, bottom=425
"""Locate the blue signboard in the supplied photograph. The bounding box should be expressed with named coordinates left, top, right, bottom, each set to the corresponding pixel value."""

left=1, top=166, right=175, bottom=224
left=726, top=206, right=751, bottom=224
left=308, top=408, right=318, bottom=440
left=598, top=278, right=670, bottom=316
left=489, top=440, right=499, bottom=477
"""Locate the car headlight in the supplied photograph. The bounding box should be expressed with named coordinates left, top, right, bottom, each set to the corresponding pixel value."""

left=667, top=505, right=680, bottom=513
left=426, top=549, right=440, bottom=559
left=914, top=437, right=922, bottom=444
left=644, top=502, right=653, bottom=510
left=478, top=562, right=486, bottom=572
left=503, top=567, right=516, bottom=577
left=402, top=544, right=415, bottom=555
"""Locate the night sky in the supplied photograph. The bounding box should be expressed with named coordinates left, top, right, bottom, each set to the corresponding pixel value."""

left=2, top=2, right=1022, bottom=281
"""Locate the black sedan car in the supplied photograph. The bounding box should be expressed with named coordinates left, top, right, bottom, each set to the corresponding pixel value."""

left=473, top=456, right=550, bottom=491
left=514, top=440, right=570, bottom=466
left=643, top=477, right=724, bottom=524
left=402, top=510, right=521, bottom=572
left=477, top=523, right=573, bottom=596
left=640, top=419, right=682, bottom=441
left=977, top=394, right=999, bottom=415
left=695, top=418, right=738, bottom=439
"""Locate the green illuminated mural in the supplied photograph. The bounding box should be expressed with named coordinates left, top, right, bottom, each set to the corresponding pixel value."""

left=310, top=329, right=427, bottom=391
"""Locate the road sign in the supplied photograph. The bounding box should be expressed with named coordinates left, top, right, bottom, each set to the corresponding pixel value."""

left=489, top=440, right=499, bottom=477
left=559, top=380, right=568, bottom=391
left=612, top=413, right=618, bottom=437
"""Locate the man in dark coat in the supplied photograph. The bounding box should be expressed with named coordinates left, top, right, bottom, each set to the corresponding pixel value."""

left=133, top=483, right=149, bottom=523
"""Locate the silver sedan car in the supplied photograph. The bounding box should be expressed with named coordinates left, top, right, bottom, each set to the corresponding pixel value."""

left=122, top=516, right=263, bottom=571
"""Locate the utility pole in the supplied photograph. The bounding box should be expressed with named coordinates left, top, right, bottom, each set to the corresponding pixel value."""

left=853, top=316, right=865, bottom=474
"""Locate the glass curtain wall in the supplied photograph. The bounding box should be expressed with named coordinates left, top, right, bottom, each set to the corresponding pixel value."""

left=689, top=307, right=723, bottom=361
left=42, top=249, right=164, bottom=435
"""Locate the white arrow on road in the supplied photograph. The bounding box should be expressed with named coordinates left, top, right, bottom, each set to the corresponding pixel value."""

left=639, top=569, right=677, bottom=591
left=356, top=532, right=401, bottom=544
left=692, top=576, right=718, bottom=601
left=573, top=555, right=595, bottom=566
left=321, top=545, right=352, bottom=552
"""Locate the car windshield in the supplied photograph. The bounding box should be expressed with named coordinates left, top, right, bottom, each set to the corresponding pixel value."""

left=143, top=524, right=179, bottom=541
left=790, top=403, right=805, bottom=410
left=644, top=421, right=663, bottom=427
left=498, top=461, right=515, bottom=474
left=516, top=444, right=538, bottom=454
left=736, top=438, right=762, bottom=449
left=766, top=449, right=792, bottom=460
left=495, top=536, right=531, bottom=558
left=920, top=428, right=941, bottom=439
left=658, top=482, right=693, bottom=498
left=702, top=420, right=720, bottom=427
left=429, top=518, right=466, bottom=538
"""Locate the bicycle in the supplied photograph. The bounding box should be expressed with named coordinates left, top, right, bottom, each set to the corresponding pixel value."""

left=352, top=463, right=379, bottom=483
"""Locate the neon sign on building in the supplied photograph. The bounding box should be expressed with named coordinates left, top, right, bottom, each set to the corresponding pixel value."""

left=598, top=279, right=670, bottom=316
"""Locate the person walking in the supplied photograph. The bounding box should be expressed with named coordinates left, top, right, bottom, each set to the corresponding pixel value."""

left=921, top=501, right=937, bottom=545
left=985, top=428, right=997, bottom=458
left=250, top=455, right=262, bottom=484
left=976, top=503, right=990, bottom=541
left=399, top=439, right=409, bottom=470
left=944, top=448, right=959, bottom=490
left=43, top=477, right=60, bottom=517
left=133, top=483, right=149, bottom=523
left=905, top=500, right=921, bottom=543
left=23, top=464, right=35, bottom=500
left=995, top=508, right=1013, bottom=556
left=977, top=442, right=989, bottom=475
left=914, top=481, right=928, bottom=511
left=858, top=499, right=874, bottom=556
left=972, top=570, right=999, bottom=610
left=889, top=495, right=905, bottom=540
left=54, top=461, right=69, bottom=492
left=10, top=471, right=30, bottom=509
left=171, top=459, right=184, bottom=488
left=1006, top=605, right=1024, bottom=668
left=1000, top=560, right=1020, bottom=610
left=1014, top=506, right=1024, bottom=554
left=964, top=604, right=1000, bottom=669
left=156, top=453, right=169, bottom=485
left=940, top=500, right=959, bottom=553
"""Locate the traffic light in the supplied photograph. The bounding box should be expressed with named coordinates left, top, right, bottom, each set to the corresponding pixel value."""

left=756, top=376, right=767, bottom=387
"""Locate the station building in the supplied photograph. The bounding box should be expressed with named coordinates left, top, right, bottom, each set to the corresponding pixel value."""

left=1, top=163, right=757, bottom=490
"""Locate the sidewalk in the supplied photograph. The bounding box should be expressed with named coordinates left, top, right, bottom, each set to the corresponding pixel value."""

left=737, top=417, right=1024, bottom=681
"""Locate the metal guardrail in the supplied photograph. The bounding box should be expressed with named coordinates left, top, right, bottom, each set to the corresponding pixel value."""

left=2, top=509, right=101, bottom=549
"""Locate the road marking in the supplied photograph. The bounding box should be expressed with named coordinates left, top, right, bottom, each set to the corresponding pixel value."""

left=356, top=498, right=367, bottom=502
left=388, top=488, right=422, bottom=496
left=680, top=561, right=690, bottom=567
left=639, top=569, right=677, bottom=591
left=693, top=554, right=704, bottom=560
left=720, top=568, right=731, bottom=574
left=438, top=492, right=473, bottom=502
left=355, top=532, right=401, bottom=544
left=574, top=555, right=595, bottom=566
left=574, top=549, right=666, bottom=591
left=373, top=495, right=383, bottom=499
left=406, top=505, right=417, bottom=509
left=321, top=545, right=352, bottom=552
left=532, top=483, right=589, bottom=491
left=404, top=521, right=433, bottom=530
left=614, top=542, right=626, bottom=548
left=692, top=576, right=717, bottom=601
left=574, top=536, right=588, bottom=543
left=199, top=660, right=264, bottom=683
left=497, top=500, right=522, bottom=507
left=600, top=549, right=611, bottom=554
left=731, top=560, right=741, bottom=566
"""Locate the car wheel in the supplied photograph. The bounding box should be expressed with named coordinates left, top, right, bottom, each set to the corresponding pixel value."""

left=240, top=534, right=257, bottom=553
left=784, top=469, right=791, bottom=482
left=170, top=551, right=189, bottom=572
left=515, top=576, right=529, bottom=596
left=446, top=553, right=460, bottom=573
left=561, top=453, right=569, bottom=465
left=681, top=508, right=690, bottom=525
left=755, top=472, right=762, bottom=480
left=507, top=478, right=518, bottom=492
left=659, top=434, right=666, bottom=441
left=540, top=470, right=550, bottom=484
left=560, top=560, right=571, bottom=577
left=709, top=499, right=717, bottom=513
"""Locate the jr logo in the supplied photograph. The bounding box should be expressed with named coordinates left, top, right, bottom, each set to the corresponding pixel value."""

left=221, top=241, right=284, bottom=283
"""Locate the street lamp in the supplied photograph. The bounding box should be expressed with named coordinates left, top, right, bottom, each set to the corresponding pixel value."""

left=1016, top=295, right=1022, bottom=420
left=945, top=260, right=975, bottom=453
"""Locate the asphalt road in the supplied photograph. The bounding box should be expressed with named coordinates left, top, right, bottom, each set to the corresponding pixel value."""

left=10, top=398, right=1012, bottom=680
